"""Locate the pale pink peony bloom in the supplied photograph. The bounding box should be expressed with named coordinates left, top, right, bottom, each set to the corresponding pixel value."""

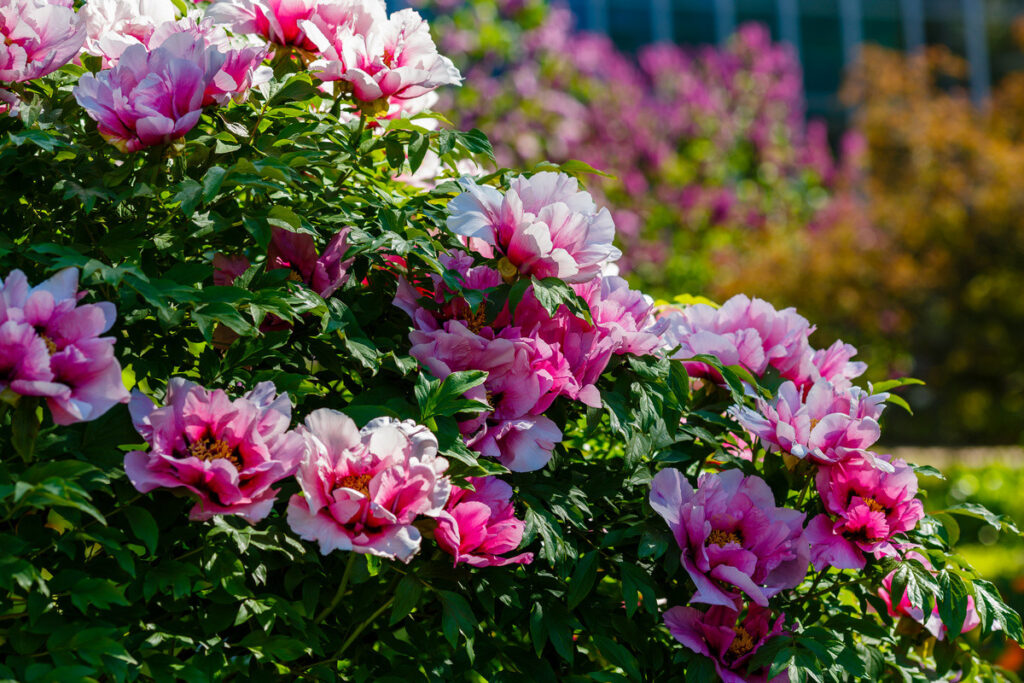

left=733, top=379, right=891, bottom=471
left=0, top=0, right=85, bottom=83
left=663, top=603, right=788, bottom=683
left=435, top=476, right=534, bottom=567
left=0, top=268, right=129, bottom=425
left=448, top=172, right=620, bottom=284
left=572, top=274, right=661, bottom=357
left=79, top=0, right=179, bottom=66
left=286, top=409, right=450, bottom=562
left=409, top=320, right=565, bottom=472
left=653, top=294, right=817, bottom=385
left=811, top=340, right=867, bottom=392
left=650, top=467, right=808, bottom=608
left=303, top=7, right=461, bottom=104
left=73, top=32, right=225, bottom=152
left=804, top=453, right=924, bottom=570
left=878, top=552, right=981, bottom=640
left=124, top=378, right=305, bottom=523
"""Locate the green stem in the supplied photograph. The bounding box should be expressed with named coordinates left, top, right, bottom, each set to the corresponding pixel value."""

left=333, top=595, right=394, bottom=660
left=315, top=553, right=356, bottom=624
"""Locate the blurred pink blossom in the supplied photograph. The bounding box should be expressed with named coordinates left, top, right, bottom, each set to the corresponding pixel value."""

left=0, top=0, right=85, bottom=83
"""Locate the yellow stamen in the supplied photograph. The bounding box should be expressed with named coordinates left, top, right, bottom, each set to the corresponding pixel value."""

left=728, top=625, right=755, bottom=657
left=187, top=437, right=242, bottom=469
left=339, top=473, right=373, bottom=497
left=708, top=529, right=742, bottom=547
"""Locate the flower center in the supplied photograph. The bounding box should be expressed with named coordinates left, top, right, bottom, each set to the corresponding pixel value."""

left=708, top=528, right=742, bottom=547
left=728, top=625, right=755, bottom=657
left=863, top=497, right=886, bottom=513
left=40, top=334, right=57, bottom=355
left=187, top=436, right=242, bottom=469
left=339, top=473, right=373, bottom=497
left=466, top=304, right=489, bottom=334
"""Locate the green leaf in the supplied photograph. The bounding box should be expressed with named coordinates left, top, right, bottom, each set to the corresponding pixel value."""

left=11, top=397, right=41, bottom=461
left=173, top=178, right=203, bottom=217
left=972, top=578, right=1024, bottom=642
left=937, top=570, right=970, bottom=636
left=437, top=590, right=476, bottom=647
left=269, top=73, right=319, bottom=106
left=530, top=276, right=592, bottom=324
left=942, top=502, right=1021, bottom=535
left=871, top=377, right=925, bottom=392
left=70, top=578, right=130, bottom=613
left=389, top=575, right=423, bottom=625
left=566, top=551, right=599, bottom=609
left=408, top=132, right=430, bottom=173
left=124, top=507, right=159, bottom=555
left=416, top=370, right=489, bottom=421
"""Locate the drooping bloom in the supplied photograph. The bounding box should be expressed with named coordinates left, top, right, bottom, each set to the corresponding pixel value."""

left=0, top=268, right=129, bottom=425
left=79, top=0, right=180, bottom=66
left=878, top=553, right=981, bottom=640
left=409, top=320, right=565, bottom=472
left=304, top=8, right=461, bottom=105
left=663, top=603, right=788, bottom=683
left=286, top=409, right=450, bottom=562
left=73, top=32, right=225, bottom=152
left=733, top=379, right=890, bottom=470
left=435, top=476, right=534, bottom=567
left=0, top=0, right=86, bottom=83
left=447, top=172, right=621, bottom=284
left=653, top=294, right=817, bottom=385
left=649, top=467, right=808, bottom=607
left=215, top=227, right=353, bottom=298
left=804, top=453, right=924, bottom=570
left=124, top=379, right=305, bottom=523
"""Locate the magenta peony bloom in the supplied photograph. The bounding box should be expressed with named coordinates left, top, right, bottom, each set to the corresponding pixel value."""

left=733, top=379, right=890, bottom=470
left=878, top=552, right=981, bottom=640
left=0, top=268, right=129, bottom=425
left=286, top=409, right=450, bottom=562
left=653, top=294, right=817, bottom=385
left=650, top=467, right=808, bottom=607
left=207, top=0, right=335, bottom=50
left=393, top=250, right=504, bottom=333
left=0, top=0, right=85, bottom=83
left=811, top=340, right=867, bottom=392
left=448, top=172, right=620, bottom=284
left=663, top=603, right=788, bottom=683
left=804, top=453, right=924, bottom=570
left=303, top=8, right=461, bottom=104
left=409, top=320, right=565, bottom=472
left=79, top=0, right=179, bottom=66
left=435, top=476, right=533, bottom=567
left=73, top=32, right=225, bottom=152
left=124, top=378, right=305, bottom=523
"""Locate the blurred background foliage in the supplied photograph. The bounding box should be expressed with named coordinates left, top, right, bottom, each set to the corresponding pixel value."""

left=417, top=0, right=1024, bottom=449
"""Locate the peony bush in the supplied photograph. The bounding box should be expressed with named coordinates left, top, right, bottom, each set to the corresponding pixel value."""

left=0, top=0, right=1020, bottom=680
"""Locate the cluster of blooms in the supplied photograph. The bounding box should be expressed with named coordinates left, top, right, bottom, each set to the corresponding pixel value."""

left=645, top=288, right=959, bottom=674
left=1, top=0, right=459, bottom=150
left=208, top=0, right=461, bottom=114
left=0, top=268, right=129, bottom=425
left=124, top=377, right=533, bottom=567
left=397, top=171, right=659, bottom=472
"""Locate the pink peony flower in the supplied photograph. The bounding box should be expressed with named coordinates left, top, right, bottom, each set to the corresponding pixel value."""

left=409, top=320, right=565, bottom=472
left=207, top=0, right=337, bottom=50
left=0, top=0, right=85, bottom=83
left=804, top=453, right=924, bottom=570
left=653, top=294, right=816, bottom=385
left=393, top=250, right=503, bottom=333
left=73, top=32, right=225, bottom=152
left=79, top=0, right=179, bottom=66
left=447, top=172, right=620, bottom=284
left=0, top=268, right=129, bottom=424
left=733, top=379, right=890, bottom=470
left=286, top=409, right=450, bottom=562
left=649, top=467, right=808, bottom=607
left=878, top=553, right=981, bottom=640
left=811, top=340, right=867, bottom=392
left=663, top=603, right=788, bottom=683
left=572, top=274, right=661, bottom=357
left=435, top=476, right=534, bottom=567
left=303, top=8, right=461, bottom=104
left=124, top=378, right=305, bottom=523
